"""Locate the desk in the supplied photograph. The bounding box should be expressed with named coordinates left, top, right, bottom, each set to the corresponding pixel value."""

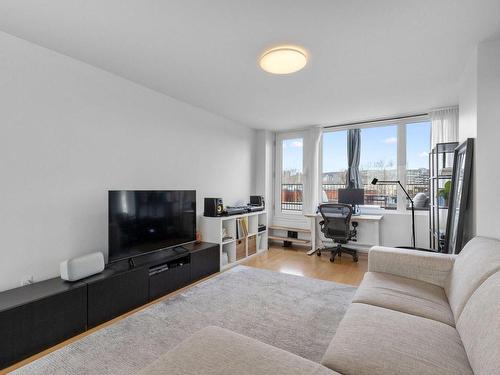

left=304, top=213, right=384, bottom=254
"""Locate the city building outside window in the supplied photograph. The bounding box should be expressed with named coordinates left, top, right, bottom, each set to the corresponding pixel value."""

left=321, top=119, right=430, bottom=211
left=280, top=137, right=304, bottom=212
left=322, top=130, right=347, bottom=203
left=277, top=119, right=430, bottom=214
left=406, top=121, right=431, bottom=210
left=359, top=125, right=398, bottom=209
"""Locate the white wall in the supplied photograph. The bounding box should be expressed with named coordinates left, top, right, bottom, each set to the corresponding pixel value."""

left=254, top=130, right=275, bottom=224
left=379, top=212, right=428, bottom=248
left=476, top=38, right=500, bottom=239
left=459, top=51, right=478, bottom=141
left=458, top=50, right=478, bottom=240
left=458, top=37, right=500, bottom=240
left=0, top=32, right=256, bottom=292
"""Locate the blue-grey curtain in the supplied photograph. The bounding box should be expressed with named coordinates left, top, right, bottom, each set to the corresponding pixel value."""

left=347, top=129, right=362, bottom=188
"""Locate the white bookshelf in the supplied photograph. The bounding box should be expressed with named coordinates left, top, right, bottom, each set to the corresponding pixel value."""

left=200, top=211, right=268, bottom=270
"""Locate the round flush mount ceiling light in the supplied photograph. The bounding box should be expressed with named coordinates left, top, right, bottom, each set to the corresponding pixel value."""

left=259, top=45, right=308, bottom=74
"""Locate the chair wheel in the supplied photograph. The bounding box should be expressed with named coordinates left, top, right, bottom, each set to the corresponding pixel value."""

left=353, top=255, right=359, bottom=262
left=330, top=256, right=335, bottom=262
left=317, top=251, right=321, bottom=256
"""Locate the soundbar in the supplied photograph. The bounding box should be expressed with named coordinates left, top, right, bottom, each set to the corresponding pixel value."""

left=225, top=206, right=248, bottom=215
left=224, top=205, right=265, bottom=216
left=247, top=205, right=264, bottom=212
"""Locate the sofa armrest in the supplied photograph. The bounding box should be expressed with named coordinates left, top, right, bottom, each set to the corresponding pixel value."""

left=368, top=246, right=456, bottom=287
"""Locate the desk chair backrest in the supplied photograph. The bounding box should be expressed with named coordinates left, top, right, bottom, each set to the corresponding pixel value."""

left=318, top=203, right=353, bottom=243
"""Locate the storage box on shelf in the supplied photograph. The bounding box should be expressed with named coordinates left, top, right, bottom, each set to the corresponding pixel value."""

left=247, top=235, right=257, bottom=256
left=200, top=211, right=268, bottom=270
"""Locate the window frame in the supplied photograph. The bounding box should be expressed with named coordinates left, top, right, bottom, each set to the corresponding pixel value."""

left=320, top=115, right=430, bottom=212
left=275, top=131, right=307, bottom=217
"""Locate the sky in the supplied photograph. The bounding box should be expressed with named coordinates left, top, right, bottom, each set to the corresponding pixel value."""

left=282, top=121, right=431, bottom=173
left=283, top=138, right=304, bottom=172
left=405, top=121, right=431, bottom=169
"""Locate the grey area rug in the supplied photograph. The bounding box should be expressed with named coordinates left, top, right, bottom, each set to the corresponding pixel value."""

left=13, top=266, right=355, bottom=374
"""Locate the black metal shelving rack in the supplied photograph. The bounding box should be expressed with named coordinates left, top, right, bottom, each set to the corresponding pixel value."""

left=429, top=142, right=458, bottom=252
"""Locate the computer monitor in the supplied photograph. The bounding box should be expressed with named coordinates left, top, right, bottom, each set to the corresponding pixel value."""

left=338, top=188, right=365, bottom=206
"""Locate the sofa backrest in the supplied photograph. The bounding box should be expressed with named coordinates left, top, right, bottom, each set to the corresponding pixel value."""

left=445, top=236, right=500, bottom=321
left=456, top=271, right=500, bottom=375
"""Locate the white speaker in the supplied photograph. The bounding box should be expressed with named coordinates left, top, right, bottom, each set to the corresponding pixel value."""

left=60, top=252, right=105, bottom=282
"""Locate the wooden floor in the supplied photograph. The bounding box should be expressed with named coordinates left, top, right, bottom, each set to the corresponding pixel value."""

left=244, top=245, right=368, bottom=286
left=2, top=245, right=367, bottom=374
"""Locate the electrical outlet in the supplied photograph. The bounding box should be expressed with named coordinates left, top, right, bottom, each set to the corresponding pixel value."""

left=21, top=276, right=34, bottom=286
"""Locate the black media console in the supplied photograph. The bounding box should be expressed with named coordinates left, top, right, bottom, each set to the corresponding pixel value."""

left=0, top=242, right=219, bottom=369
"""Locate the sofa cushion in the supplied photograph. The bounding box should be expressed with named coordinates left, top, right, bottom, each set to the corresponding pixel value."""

left=138, top=326, right=338, bottom=375
left=321, top=303, right=472, bottom=375
left=456, top=271, right=500, bottom=375
left=352, top=271, right=455, bottom=326
left=445, top=236, right=500, bottom=320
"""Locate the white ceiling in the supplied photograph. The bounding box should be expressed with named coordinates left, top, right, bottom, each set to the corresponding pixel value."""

left=1, top=1, right=500, bottom=130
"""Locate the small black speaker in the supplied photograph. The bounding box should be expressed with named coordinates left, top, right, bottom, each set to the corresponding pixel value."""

left=204, top=198, right=223, bottom=217
left=250, top=195, right=265, bottom=207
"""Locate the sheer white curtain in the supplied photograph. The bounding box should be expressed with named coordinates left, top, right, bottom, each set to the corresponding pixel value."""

left=430, top=106, right=459, bottom=147
left=303, top=126, right=323, bottom=214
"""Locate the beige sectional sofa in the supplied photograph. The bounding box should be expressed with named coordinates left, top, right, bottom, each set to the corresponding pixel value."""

left=139, top=237, right=500, bottom=375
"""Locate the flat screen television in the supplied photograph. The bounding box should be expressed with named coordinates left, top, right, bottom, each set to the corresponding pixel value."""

left=108, top=190, right=196, bottom=263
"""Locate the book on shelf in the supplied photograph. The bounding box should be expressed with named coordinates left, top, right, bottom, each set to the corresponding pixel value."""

left=242, top=218, right=248, bottom=236
left=236, top=218, right=248, bottom=239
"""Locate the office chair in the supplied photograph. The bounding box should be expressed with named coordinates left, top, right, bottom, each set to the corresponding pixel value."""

left=317, top=203, right=359, bottom=262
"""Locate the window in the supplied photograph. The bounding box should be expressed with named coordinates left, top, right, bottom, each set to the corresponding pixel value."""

left=321, top=118, right=431, bottom=211
left=322, top=131, right=347, bottom=203
left=281, top=137, right=303, bottom=212
left=322, top=125, right=398, bottom=209
left=360, top=125, right=398, bottom=209
left=406, top=121, right=431, bottom=209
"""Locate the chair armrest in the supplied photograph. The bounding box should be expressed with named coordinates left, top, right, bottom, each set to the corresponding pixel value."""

left=368, top=246, right=456, bottom=287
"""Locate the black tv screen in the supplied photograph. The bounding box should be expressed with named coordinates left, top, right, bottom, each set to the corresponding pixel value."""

left=108, top=190, right=196, bottom=263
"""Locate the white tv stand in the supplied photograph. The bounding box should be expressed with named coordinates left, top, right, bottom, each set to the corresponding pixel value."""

left=200, top=211, right=268, bottom=270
